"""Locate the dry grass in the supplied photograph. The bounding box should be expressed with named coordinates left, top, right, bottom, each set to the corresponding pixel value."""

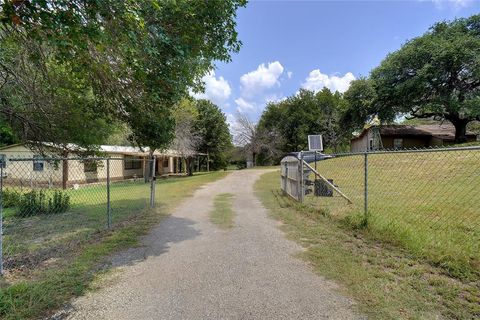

left=305, top=150, right=480, bottom=279
left=255, top=170, right=480, bottom=319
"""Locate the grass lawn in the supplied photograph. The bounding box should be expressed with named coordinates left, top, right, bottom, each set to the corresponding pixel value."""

left=0, top=171, right=228, bottom=320
left=210, top=193, right=235, bottom=229
left=305, top=150, right=480, bottom=279
left=255, top=170, right=480, bottom=319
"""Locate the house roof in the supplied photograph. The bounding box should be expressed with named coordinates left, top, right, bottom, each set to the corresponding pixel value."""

left=0, top=143, right=204, bottom=157
left=351, top=123, right=476, bottom=142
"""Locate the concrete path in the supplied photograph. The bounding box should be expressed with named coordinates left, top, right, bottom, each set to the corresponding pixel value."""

left=64, top=170, right=361, bottom=320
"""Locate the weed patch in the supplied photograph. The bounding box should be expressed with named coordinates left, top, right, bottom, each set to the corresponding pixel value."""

left=210, top=193, right=235, bottom=229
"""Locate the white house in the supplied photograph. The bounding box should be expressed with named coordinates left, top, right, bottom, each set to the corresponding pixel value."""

left=0, top=144, right=199, bottom=187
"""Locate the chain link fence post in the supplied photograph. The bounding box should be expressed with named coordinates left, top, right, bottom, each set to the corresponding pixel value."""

left=150, top=157, right=156, bottom=208
left=297, top=151, right=304, bottom=203
left=364, top=152, right=368, bottom=217
left=0, top=165, right=4, bottom=275
left=107, top=158, right=111, bottom=228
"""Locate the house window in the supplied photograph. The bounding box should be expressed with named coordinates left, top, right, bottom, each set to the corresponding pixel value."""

left=369, top=139, right=373, bottom=150
left=124, top=155, right=142, bottom=170
left=0, top=154, right=5, bottom=169
left=394, top=138, right=403, bottom=149
left=84, top=159, right=98, bottom=173
left=163, top=158, right=169, bottom=167
left=33, top=155, right=44, bottom=171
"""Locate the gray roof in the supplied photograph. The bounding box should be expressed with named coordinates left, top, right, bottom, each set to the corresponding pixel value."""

left=352, top=123, right=476, bottom=142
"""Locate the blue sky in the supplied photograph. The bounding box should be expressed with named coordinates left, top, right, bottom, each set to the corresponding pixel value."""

left=191, top=0, right=479, bottom=127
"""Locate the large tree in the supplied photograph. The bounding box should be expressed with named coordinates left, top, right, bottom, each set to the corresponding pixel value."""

left=258, top=88, right=348, bottom=155
left=171, top=98, right=202, bottom=175
left=342, top=78, right=381, bottom=133
left=194, top=99, right=232, bottom=170
left=0, top=0, right=246, bottom=152
left=371, top=14, right=480, bottom=142
left=234, top=112, right=282, bottom=166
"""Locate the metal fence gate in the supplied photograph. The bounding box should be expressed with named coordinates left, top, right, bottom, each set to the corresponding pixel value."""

left=280, top=146, right=480, bottom=276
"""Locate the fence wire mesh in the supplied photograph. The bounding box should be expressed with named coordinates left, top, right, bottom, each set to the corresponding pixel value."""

left=0, top=157, right=155, bottom=278
left=285, top=147, right=480, bottom=275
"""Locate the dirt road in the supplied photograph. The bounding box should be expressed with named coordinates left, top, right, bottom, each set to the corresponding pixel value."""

left=65, top=170, right=361, bottom=320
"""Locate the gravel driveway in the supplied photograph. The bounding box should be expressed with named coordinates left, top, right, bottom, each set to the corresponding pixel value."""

left=64, top=170, right=361, bottom=320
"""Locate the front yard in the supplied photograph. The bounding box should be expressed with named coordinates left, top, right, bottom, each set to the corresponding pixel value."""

left=0, top=171, right=228, bottom=320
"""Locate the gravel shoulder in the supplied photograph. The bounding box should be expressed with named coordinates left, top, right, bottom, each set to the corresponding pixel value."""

left=63, top=170, right=362, bottom=320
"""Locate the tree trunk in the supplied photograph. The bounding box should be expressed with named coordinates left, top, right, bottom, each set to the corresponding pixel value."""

left=449, top=117, right=469, bottom=143
left=62, top=150, right=68, bottom=190
left=186, top=157, right=193, bottom=176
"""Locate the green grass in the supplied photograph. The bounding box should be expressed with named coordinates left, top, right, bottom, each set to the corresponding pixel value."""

left=255, top=170, right=480, bottom=319
left=305, top=150, right=480, bottom=279
left=0, top=171, right=228, bottom=320
left=210, top=193, right=235, bottom=229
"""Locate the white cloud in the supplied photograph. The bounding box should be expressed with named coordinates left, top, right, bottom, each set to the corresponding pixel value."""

left=191, top=71, right=231, bottom=105
left=235, top=97, right=256, bottom=113
left=301, top=69, right=355, bottom=93
left=287, top=71, right=293, bottom=79
left=265, top=94, right=286, bottom=104
left=429, top=0, right=473, bottom=9
left=226, top=113, right=236, bottom=130
left=240, top=61, right=284, bottom=97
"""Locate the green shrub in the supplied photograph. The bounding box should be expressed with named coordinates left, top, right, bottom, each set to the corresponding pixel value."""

left=16, top=190, right=71, bottom=217
left=49, top=190, right=71, bottom=214
left=2, top=188, right=21, bottom=208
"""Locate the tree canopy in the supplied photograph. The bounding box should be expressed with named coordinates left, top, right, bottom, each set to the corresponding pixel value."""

left=258, top=88, right=348, bottom=159
left=342, top=78, right=379, bottom=133
left=0, top=0, right=246, bottom=152
left=370, top=14, right=480, bottom=142
left=194, top=99, right=232, bottom=170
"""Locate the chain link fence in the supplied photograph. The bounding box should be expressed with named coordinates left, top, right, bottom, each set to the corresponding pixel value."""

left=0, top=156, right=158, bottom=277
left=282, top=147, right=480, bottom=276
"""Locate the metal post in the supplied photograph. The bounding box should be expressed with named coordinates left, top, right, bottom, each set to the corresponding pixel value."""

left=150, top=157, right=156, bottom=208
left=0, top=165, right=4, bottom=275
left=107, top=158, right=111, bottom=228
left=364, top=152, right=368, bottom=216
left=299, top=151, right=304, bottom=203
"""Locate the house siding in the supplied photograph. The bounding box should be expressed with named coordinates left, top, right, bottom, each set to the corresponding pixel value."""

left=0, top=145, right=177, bottom=187
left=381, top=136, right=430, bottom=149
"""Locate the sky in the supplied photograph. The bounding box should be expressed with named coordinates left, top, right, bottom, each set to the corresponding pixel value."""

left=191, top=0, right=480, bottom=128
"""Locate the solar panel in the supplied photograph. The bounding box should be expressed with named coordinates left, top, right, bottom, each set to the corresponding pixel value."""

left=308, top=135, right=323, bottom=151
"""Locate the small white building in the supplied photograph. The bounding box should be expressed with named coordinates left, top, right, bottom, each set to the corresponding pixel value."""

left=0, top=144, right=194, bottom=187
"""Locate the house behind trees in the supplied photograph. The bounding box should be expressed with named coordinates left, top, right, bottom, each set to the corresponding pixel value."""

left=350, top=123, right=478, bottom=152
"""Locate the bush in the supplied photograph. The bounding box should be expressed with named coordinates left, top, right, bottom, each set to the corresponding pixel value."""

left=49, top=190, right=71, bottom=214
left=16, top=190, right=71, bottom=217
left=2, top=188, right=21, bottom=208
